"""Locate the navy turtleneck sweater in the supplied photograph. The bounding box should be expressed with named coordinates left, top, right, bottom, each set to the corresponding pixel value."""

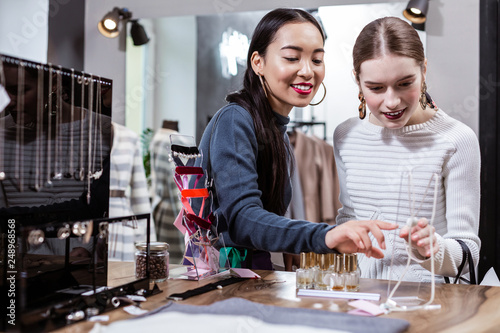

left=194, top=103, right=335, bottom=258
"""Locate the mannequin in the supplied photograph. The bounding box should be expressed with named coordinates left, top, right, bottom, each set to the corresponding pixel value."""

left=162, top=120, right=178, bottom=131
left=108, top=122, right=155, bottom=261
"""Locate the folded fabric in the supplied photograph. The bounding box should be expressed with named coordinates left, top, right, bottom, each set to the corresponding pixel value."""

left=92, top=297, right=409, bottom=333
left=90, top=312, right=349, bottom=333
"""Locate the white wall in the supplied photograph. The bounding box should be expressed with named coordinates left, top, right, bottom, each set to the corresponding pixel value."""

left=84, top=0, right=415, bottom=130
left=125, top=34, right=147, bottom=135
left=0, top=0, right=49, bottom=63
left=426, top=0, right=479, bottom=134
left=84, top=0, right=479, bottom=135
left=122, top=16, right=197, bottom=137
left=151, top=16, right=197, bottom=137
left=316, top=2, right=414, bottom=144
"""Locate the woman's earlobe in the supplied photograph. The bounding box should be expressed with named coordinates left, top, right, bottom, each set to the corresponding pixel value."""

left=352, top=70, right=359, bottom=85
left=250, top=51, right=263, bottom=73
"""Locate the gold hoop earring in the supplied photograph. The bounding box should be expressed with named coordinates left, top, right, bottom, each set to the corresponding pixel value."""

left=258, top=73, right=268, bottom=98
left=309, top=82, right=327, bottom=106
left=419, top=81, right=428, bottom=110
left=358, top=91, right=366, bottom=119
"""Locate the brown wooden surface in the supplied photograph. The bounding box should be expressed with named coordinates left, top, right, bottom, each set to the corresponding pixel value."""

left=107, top=261, right=137, bottom=288
left=54, top=264, right=500, bottom=333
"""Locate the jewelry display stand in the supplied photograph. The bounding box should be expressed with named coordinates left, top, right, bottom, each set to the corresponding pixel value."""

left=0, top=55, right=159, bottom=332
left=170, top=135, right=222, bottom=280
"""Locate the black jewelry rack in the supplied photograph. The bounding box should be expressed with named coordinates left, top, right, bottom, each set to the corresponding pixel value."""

left=1, top=213, right=160, bottom=332
left=0, top=55, right=160, bottom=332
left=0, top=54, right=112, bottom=86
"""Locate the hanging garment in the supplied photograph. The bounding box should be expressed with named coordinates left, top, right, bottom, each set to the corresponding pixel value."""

left=108, top=122, right=155, bottom=261
left=311, top=135, right=342, bottom=224
left=289, top=130, right=340, bottom=224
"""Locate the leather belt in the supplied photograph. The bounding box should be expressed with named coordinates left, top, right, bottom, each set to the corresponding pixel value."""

left=109, top=190, right=126, bottom=198
left=166, top=277, right=245, bottom=301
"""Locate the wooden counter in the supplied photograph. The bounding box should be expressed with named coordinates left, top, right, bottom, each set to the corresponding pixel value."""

left=55, top=263, right=500, bottom=333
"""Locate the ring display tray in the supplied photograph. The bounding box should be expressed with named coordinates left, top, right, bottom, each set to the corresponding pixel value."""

left=1, top=213, right=160, bottom=332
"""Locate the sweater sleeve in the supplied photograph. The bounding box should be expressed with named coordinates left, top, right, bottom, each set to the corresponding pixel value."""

left=417, top=123, right=481, bottom=277
left=208, top=105, right=334, bottom=254
left=333, top=118, right=358, bottom=225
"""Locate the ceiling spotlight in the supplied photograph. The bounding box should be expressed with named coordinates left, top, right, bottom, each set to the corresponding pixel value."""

left=130, top=20, right=150, bottom=46
left=98, top=7, right=132, bottom=38
left=403, top=0, right=429, bottom=24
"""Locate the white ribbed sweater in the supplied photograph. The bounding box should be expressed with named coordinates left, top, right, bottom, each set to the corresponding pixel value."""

left=333, top=109, right=481, bottom=282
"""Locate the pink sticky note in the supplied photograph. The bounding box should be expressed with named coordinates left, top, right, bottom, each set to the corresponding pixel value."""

left=182, top=268, right=212, bottom=277
left=230, top=268, right=261, bottom=279
left=348, top=300, right=384, bottom=316
left=174, top=209, right=187, bottom=234
left=347, top=309, right=376, bottom=316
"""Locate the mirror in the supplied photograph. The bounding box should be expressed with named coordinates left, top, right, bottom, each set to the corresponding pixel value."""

left=125, top=2, right=426, bottom=144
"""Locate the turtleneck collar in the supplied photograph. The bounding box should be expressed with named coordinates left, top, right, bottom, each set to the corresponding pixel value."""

left=272, top=111, right=290, bottom=134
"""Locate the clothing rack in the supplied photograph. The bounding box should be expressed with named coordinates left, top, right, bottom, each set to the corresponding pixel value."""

left=0, top=54, right=112, bottom=86
left=288, top=120, right=327, bottom=140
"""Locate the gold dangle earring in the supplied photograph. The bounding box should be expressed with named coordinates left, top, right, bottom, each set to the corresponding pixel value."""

left=419, top=81, right=428, bottom=110
left=258, top=73, right=268, bottom=98
left=309, top=82, right=327, bottom=106
left=358, top=91, right=366, bottom=119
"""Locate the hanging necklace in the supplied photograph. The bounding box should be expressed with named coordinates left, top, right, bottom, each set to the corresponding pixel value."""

left=91, top=77, right=103, bottom=180
left=45, top=65, right=53, bottom=188
left=52, top=67, right=63, bottom=180
left=75, top=74, right=86, bottom=181
left=34, top=64, right=44, bottom=191
left=15, top=61, right=25, bottom=191
left=384, top=167, right=440, bottom=312
left=0, top=56, right=5, bottom=181
left=66, top=68, right=75, bottom=178
left=86, top=75, right=94, bottom=204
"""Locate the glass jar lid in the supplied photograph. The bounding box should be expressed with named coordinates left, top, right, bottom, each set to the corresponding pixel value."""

left=135, top=241, right=169, bottom=252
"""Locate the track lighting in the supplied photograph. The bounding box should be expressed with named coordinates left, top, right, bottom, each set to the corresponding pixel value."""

left=130, top=20, right=150, bottom=46
left=98, top=7, right=149, bottom=46
left=98, top=7, right=131, bottom=38
left=403, top=0, right=429, bottom=24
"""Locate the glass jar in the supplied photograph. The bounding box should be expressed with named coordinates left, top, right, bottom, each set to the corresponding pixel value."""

left=314, top=253, right=332, bottom=290
left=330, top=253, right=345, bottom=291
left=296, top=252, right=314, bottom=289
left=343, top=253, right=360, bottom=292
left=309, top=252, right=318, bottom=289
left=135, top=241, right=169, bottom=282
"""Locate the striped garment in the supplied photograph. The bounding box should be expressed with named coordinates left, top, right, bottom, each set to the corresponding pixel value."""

left=334, top=109, right=480, bottom=283
left=108, top=122, right=155, bottom=261
left=149, top=128, right=186, bottom=264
